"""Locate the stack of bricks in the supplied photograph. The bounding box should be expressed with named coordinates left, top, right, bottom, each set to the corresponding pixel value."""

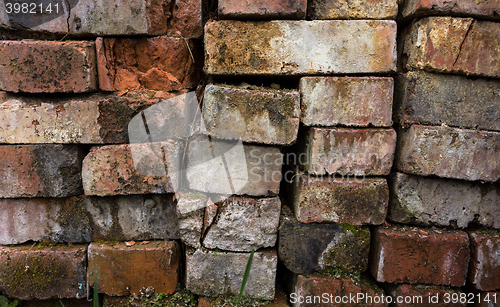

left=0, top=0, right=499, bottom=306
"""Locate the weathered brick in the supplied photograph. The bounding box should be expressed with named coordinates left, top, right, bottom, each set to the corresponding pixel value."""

left=385, top=284, right=466, bottom=306
left=395, top=125, right=500, bottom=182
left=176, top=193, right=206, bottom=248
left=0, top=244, right=87, bottom=300
left=82, top=142, right=183, bottom=196
left=279, top=206, right=370, bottom=274
left=394, top=71, right=500, bottom=132
left=389, top=173, right=500, bottom=229
left=0, top=40, right=97, bottom=93
left=308, top=0, right=398, bottom=20
left=219, top=0, right=306, bottom=19
left=205, top=20, right=397, bottom=75
left=289, top=274, right=387, bottom=307
left=88, top=241, right=180, bottom=296
left=401, top=17, right=500, bottom=78
left=468, top=230, right=500, bottom=291
left=299, top=127, right=397, bottom=176
left=96, top=37, right=202, bottom=91
left=203, top=84, right=300, bottom=145
left=300, top=77, right=393, bottom=127
left=288, top=174, right=388, bottom=225
left=472, top=291, right=500, bottom=307
left=185, top=248, right=277, bottom=300
left=370, top=225, right=470, bottom=286
left=401, top=0, right=500, bottom=21
left=0, top=145, right=83, bottom=198
left=187, top=136, right=282, bottom=196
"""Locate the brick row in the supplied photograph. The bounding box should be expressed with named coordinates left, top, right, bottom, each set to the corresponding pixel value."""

left=401, top=0, right=500, bottom=21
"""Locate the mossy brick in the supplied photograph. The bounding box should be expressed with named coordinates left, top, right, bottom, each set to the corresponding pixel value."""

left=203, top=84, right=300, bottom=145
left=219, top=0, right=306, bottom=19
left=204, top=20, right=396, bottom=75
left=394, top=71, right=500, bottom=132
left=385, top=284, right=466, bottom=307
left=0, top=40, right=97, bottom=93
left=389, top=172, right=500, bottom=229
left=395, top=125, right=500, bottom=182
left=468, top=230, right=500, bottom=291
left=88, top=241, right=180, bottom=296
left=288, top=173, right=388, bottom=225
left=370, top=225, right=470, bottom=286
left=185, top=248, right=277, bottom=300
left=401, top=0, right=500, bottom=21
left=300, top=77, right=394, bottom=127
left=308, top=0, right=398, bottom=20
left=0, top=145, right=83, bottom=198
left=278, top=206, right=370, bottom=275
left=400, top=17, right=500, bottom=78
left=298, top=127, right=397, bottom=176
left=0, top=244, right=87, bottom=300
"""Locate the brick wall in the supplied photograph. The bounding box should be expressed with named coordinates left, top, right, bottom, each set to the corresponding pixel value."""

left=0, top=0, right=499, bottom=306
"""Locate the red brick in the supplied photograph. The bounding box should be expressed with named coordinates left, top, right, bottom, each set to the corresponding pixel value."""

left=395, top=125, right=500, bottom=182
left=0, top=244, right=87, bottom=300
left=0, top=40, right=97, bottom=93
left=0, top=145, right=83, bottom=198
left=468, top=230, right=500, bottom=291
left=308, top=0, right=398, bottom=20
left=167, top=0, right=203, bottom=38
left=219, top=0, right=306, bottom=19
left=96, top=37, right=202, bottom=91
left=299, top=127, right=397, bottom=176
left=88, top=241, right=180, bottom=296
left=370, top=225, right=470, bottom=286
left=401, top=17, right=500, bottom=78
left=300, top=77, right=393, bottom=127
left=401, top=0, right=500, bottom=21
left=386, top=284, right=466, bottom=306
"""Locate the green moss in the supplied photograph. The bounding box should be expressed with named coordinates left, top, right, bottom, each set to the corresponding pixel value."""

left=340, top=224, right=370, bottom=241
left=317, top=267, right=361, bottom=281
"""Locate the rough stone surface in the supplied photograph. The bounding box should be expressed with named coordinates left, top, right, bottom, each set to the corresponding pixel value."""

left=401, top=0, right=500, bottom=21
left=389, top=172, right=500, bottom=229
left=300, top=77, right=394, bottom=127
left=299, top=127, right=397, bottom=176
left=203, top=84, right=300, bottom=145
left=308, top=0, right=398, bottom=20
left=82, top=142, right=184, bottom=196
left=0, top=40, right=97, bottom=93
left=395, top=125, right=500, bottom=182
left=96, top=37, right=202, bottom=91
left=0, top=244, right=87, bottom=300
left=370, top=225, right=470, bottom=286
left=88, top=241, right=180, bottom=296
left=203, top=196, right=281, bottom=252
left=288, top=174, right=388, bottom=225
left=394, top=71, right=500, bottom=131
left=279, top=206, right=370, bottom=275
left=468, top=230, right=500, bottom=291
left=176, top=193, right=206, bottom=248
left=205, top=20, right=397, bottom=75
left=218, top=0, right=306, bottom=19
left=0, top=145, right=83, bottom=198
left=185, top=248, right=277, bottom=300
left=401, top=17, right=500, bottom=78
left=386, top=284, right=466, bottom=306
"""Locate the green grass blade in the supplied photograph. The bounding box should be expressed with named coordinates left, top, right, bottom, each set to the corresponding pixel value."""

left=94, top=272, right=99, bottom=307
left=236, top=248, right=255, bottom=307
left=59, top=300, right=65, bottom=307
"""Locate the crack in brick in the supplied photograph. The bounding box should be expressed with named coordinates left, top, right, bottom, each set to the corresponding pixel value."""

left=452, top=20, right=474, bottom=68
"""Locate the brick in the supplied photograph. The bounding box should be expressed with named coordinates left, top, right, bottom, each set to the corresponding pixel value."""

left=401, top=17, right=500, bottom=78
left=82, top=142, right=183, bottom=196
left=0, top=244, right=87, bottom=300
left=370, top=225, right=470, bottom=286
left=88, top=241, right=180, bottom=296
left=289, top=274, right=387, bottom=307
left=288, top=174, right=388, bottom=225
left=96, top=37, right=202, bottom=91
left=218, top=0, right=306, bottom=19
left=394, top=71, right=500, bottom=132
left=278, top=206, right=370, bottom=274
left=308, top=0, right=398, bottom=20
left=167, top=0, right=203, bottom=38
left=472, top=291, right=500, bottom=307
left=468, top=230, right=500, bottom=291
left=176, top=193, right=205, bottom=248
left=0, top=40, right=97, bottom=93
left=395, top=125, right=500, bottom=182
left=203, top=196, right=281, bottom=252
left=401, top=0, right=500, bottom=21
left=185, top=248, right=277, bottom=300
left=205, top=20, right=397, bottom=75
left=299, top=127, right=397, bottom=176
left=203, top=84, right=300, bottom=145
left=0, top=145, right=83, bottom=198
left=0, top=2, right=71, bottom=34
left=300, top=77, right=393, bottom=127
left=389, top=173, right=500, bottom=229
left=187, top=136, right=282, bottom=196
left=21, top=299, right=92, bottom=307
left=385, top=284, right=466, bottom=306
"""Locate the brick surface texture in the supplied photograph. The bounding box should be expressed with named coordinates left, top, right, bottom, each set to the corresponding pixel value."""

left=468, top=230, right=500, bottom=291
left=401, top=0, right=500, bottom=21
left=308, top=0, right=398, bottom=20
left=218, top=0, right=307, bottom=19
